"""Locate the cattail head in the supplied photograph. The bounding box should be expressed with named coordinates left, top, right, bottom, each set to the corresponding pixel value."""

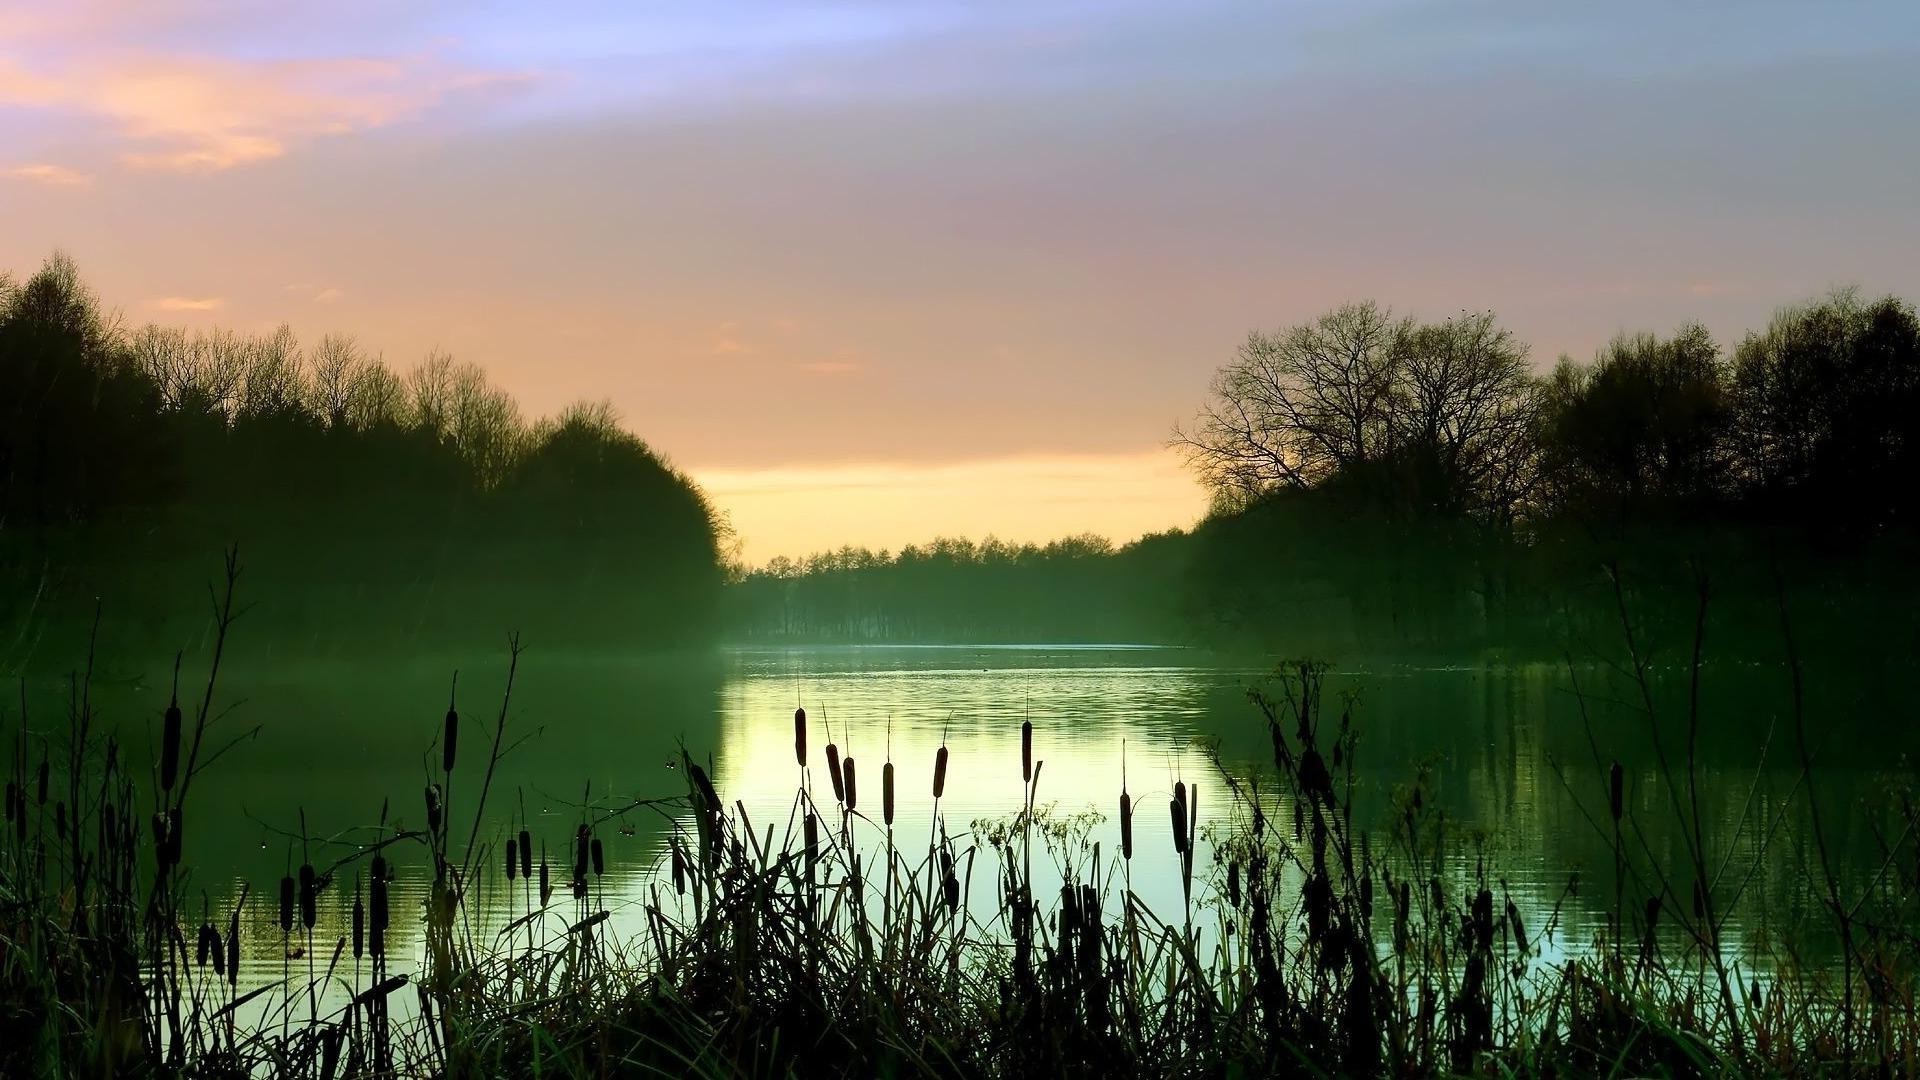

left=518, top=829, right=533, bottom=879
left=842, top=756, right=857, bottom=811
left=1609, top=761, right=1624, bottom=823
left=165, top=807, right=183, bottom=868
left=506, top=844, right=518, bottom=882
left=227, top=909, right=240, bottom=987
left=932, top=745, right=948, bottom=799
left=1169, top=797, right=1188, bottom=856
left=197, top=924, right=213, bottom=967
left=424, top=784, right=443, bottom=833
left=211, top=930, right=226, bottom=977
left=161, top=697, right=182, bottom=792
left=299, top=863, right=317, bottom=930
left=1228, top=860, right=1241, bottom=907
left=794, top=707, right=807, bottom=767
left=279, top=875, right=295, bottom=933
left=1119, top=791, right=1134, bottom=861
left=882, top=761, right=895, bottom=827
left=1021, top=720, right=1032, bottom=784
left=940, top=850, right=959, bottom=912
left=574, top=825, right=591, bottom=883
left=670, top=839, right=687, bottom=896
left=824, top=743, right=845, bottom=803
left=591, top=836, right=605, bottom=877
left=539, top=857, right=551, bottom=905
left=443, top=705, right=459, bottom=774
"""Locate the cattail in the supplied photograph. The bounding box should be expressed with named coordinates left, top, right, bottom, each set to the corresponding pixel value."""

left=1507, top=898, right=1528, bottom=952
left=227, top=908, right=240, bottom=986
left=299, top=863, right=317, bottom=930
left=1609, top=761, right=1624, bottom=822
left=670, top=839, right=687, bottom=895
left=940, top=850, right=959, bottom=912
left=352, top=882, right=365, bottom=958
left=211, top=929, right=226, bottom=976
left=794, top=707, right=807, bottom=768
left=1021, top=720, right=1034, bottom=785
left=197, top=924, right=213, bottom=967
left=1228, top=860, right=1241, bottom=907
left=1169, top=797, right=1188, bottom=856
left=591, top=836, right=605, bottom=877
left=803, top=810, right=818, bottom=864
left=443, top=683, right=459, bottom=773
left=824, top=743, right=845, bottom=803
left=279, top=876, right=295, bottom=933
left=518, top=829, right=532, bottom=879
left=932, top=745, right=948, bottom=799
left=161, top=696, right=182, bottom=792
left=371, top=854, right=390, bottom=944
left=574, top=825, right=590, bottom=883
left=1188, top=781, right=1198, bottom=840
left=539, top=858, right=551, bottom=905
left=165, top=807, right=183, bottom=867
left=882, top=762, right=895, bottom=827
left=842, top=756, right=857, bottom=812
left=506, top=844, right=517, bottom=882
left=424, top=784, right=443, bottom=833
left=152, top=811, right=171, bottom=869
left=1119, top=791, right=1133, bottom=861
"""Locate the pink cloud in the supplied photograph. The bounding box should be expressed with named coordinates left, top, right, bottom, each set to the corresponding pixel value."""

left=3, top=162, right=94, bottom=187
left=150, top=296, right=225, bottom=311
left=0, top=51, right=531, bottom=173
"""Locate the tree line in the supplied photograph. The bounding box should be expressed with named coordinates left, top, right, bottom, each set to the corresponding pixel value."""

left=733, top=290, right=1920, bottom=653
left=0, top=253, right=726, bottom=665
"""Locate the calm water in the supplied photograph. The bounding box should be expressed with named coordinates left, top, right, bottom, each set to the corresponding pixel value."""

left=59, top=643, right=1920, bottom=997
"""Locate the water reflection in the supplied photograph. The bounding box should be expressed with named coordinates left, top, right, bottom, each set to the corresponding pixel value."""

left=64, top=643, right=1915, bottom=997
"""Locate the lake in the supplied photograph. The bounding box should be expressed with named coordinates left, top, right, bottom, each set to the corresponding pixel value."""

left=46, top=641, right=1917, bottom=997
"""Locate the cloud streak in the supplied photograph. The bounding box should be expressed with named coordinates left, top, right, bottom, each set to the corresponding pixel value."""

left=3, top=162, right=93, bottom=187
left=150, top=296, right=225, bottom=311
left=0, top=50, right=531, bottom=172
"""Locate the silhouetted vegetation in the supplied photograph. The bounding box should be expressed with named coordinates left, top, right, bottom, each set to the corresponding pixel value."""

left=734, top=291, right=1920, bottom=654
left=0, top=254, right=725, bottom=665
left=5, top=573, right=1916, bottom=1076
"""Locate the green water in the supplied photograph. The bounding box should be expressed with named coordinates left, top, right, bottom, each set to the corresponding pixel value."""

left=37, top=642, right=1917, bottom=990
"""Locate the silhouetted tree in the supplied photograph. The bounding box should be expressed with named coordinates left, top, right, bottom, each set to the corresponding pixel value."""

left=1539, top=324, right=1730, bottom=521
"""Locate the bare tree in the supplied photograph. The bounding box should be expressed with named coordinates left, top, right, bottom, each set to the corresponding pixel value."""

left=1174, top=301, right=1406, bottom=504
left=345, top=358, right=408, bottom=429
left=448, top=360, right=523, bottom=485
left=308, top=333, right=363, bottom=428
left=408, top=349, right=457, bottom=437
left=1394, top=311, right=1541, bottom=520
left=235, top=324, right=305, bottom=420
left=1177, top=301, right=1542, bottom=521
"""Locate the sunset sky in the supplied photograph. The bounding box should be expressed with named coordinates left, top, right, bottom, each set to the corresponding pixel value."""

left=4, top=1, right=1917, bottom=560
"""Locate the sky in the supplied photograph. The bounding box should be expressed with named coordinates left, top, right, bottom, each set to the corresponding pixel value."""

left=3, top=1, right=1917, bottom=561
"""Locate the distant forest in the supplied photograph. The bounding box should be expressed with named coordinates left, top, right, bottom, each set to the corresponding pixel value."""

left=0, top=254, right=725, bottom=666
left=729, top=292, right=1920, bottom=657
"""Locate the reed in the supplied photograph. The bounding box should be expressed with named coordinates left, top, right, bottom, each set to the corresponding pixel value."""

left=4, top=572, right=1912, bottom=1079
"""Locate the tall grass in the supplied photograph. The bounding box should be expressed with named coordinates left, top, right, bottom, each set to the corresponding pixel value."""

left=2, top=554, right=1917, bottom=1077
